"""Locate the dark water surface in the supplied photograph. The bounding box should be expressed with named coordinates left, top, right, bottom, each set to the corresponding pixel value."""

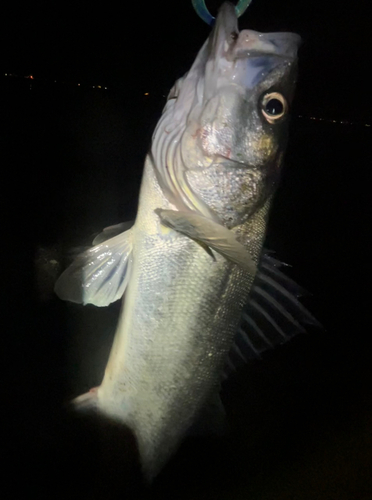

left=3, top=78, right=371, bottom=499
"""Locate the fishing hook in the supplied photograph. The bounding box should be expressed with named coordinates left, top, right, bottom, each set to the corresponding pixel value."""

left=192, top=0, right=252, bottom=25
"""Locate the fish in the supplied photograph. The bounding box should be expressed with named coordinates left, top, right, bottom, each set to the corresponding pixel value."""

left=55, top=1, right=316, bottom=481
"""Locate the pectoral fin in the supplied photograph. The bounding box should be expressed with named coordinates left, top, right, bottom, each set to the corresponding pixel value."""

left=156, top=209, right=256, bottom=273
left=54, top=228, right=133, bottom=307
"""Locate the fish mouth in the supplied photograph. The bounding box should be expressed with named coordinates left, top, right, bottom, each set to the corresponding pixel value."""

left=232, top=33, right=301, bottom=61
left=208, top=3, right=300, bottom=62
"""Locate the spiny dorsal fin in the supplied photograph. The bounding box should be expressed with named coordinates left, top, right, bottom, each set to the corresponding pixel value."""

left=223, top=250, right=322, bottom=378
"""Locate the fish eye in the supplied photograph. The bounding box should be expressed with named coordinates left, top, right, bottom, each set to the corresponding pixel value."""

left=261, top=92, right=287, bottom=124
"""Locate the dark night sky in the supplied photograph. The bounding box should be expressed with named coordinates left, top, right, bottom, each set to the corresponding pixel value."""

left=3, top=0, right=370, bottom=120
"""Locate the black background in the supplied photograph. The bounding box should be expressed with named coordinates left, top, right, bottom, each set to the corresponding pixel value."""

left=3, top=0, right=370, bottom=121
left=3, top=1, right=371, bottom=498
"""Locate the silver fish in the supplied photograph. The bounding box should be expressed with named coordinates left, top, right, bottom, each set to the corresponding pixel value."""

left=55, top=2, right=304, bottom=480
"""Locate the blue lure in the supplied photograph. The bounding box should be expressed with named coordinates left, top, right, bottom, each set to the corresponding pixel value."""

left=192, top=0, right=252, bottom=25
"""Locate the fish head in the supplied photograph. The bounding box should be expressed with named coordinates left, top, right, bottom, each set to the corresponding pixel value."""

left=152, top=2, right=301, bottom=227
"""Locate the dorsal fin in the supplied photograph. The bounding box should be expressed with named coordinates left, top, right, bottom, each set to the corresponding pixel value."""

left=223, top=250, right=322, bottom=378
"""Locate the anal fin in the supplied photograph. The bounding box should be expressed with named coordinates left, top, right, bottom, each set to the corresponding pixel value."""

left=188, top=392, right=228, bottom=438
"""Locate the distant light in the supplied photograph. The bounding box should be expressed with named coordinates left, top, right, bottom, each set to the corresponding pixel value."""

left=5, top=73, right=7, bottom=76
left=93, top=86, right=95, bottom=88
left=332, top=120, right=337, bottom=123
left=144, top=92, right=149, bottom=95
left=97, top=85, right=101, bottom=89
left=104, top=87, right=107, bottom=89
left=78, top=83, right=80, bottom=86
left=366, top=124, right=371, bottom=127
left=298, top=115, right=302, bottom=118
left=54, top=80, right=57, bottom=83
